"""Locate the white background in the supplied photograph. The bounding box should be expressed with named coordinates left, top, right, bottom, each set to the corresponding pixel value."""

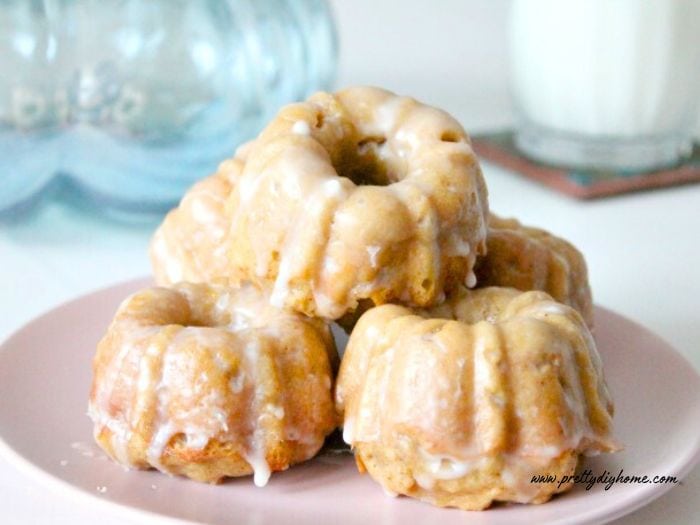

left=1, top=0, right=699, bottom=523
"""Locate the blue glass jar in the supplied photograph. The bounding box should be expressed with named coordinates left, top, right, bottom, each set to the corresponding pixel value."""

left=0, top=0, right=337, bottom=216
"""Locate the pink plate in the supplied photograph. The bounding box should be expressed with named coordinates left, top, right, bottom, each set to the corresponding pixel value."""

left=1, top=278, right=699, bottom=525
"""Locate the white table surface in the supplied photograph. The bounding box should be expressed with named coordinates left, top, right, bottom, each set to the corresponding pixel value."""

left=1, top=1, right=699, bottom=523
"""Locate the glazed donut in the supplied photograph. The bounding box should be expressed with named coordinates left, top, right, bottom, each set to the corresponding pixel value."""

left=226, top=86, right=489, bottom=319
left=150, top=157, right=244, bottom=286
left=336, top=286, right=618, bottom=510
left=474, top=214, right=593, bottom=327
left=89, top=282, right=338, bottom=485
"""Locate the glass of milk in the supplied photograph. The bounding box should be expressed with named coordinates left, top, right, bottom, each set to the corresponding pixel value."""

left=510, top=0, right=700, bottom=171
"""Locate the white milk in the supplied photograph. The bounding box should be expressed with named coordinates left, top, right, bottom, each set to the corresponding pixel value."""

left=510, top=0, right=700, bottom=169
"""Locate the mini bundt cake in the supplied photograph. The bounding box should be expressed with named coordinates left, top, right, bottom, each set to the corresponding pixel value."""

left=225, top=86, right=489, bottom=319
left=150, top=157, right=244, bottom=286
left=89, top=282, right=338, bottom=485
left=474, top=214, right=594, bottom=327
left=336, top=287, right=619, bottom=510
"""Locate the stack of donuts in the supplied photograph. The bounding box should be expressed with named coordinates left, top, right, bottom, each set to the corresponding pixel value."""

left=89, top=87, right=619, bottom=510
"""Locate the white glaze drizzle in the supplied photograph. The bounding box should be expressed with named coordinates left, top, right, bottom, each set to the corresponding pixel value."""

left=341, top=417, right=355, bottom=445
left=414, top=450, right=487, bottom=489
left=242, top=339, right=272, bottom=487
left=366, top=245, right=381, bottom=268
left=292, top=120, right=311, bottom=136
left=270, top=177, right=348, bottom=312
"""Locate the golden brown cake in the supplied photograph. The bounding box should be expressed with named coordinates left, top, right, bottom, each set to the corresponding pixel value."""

left=89, top=282, right=338, bottom=485
left=225, top=86, right=489, bottom=319
left=150, top=157, right=244, bottom=286
left=336, top=287, right=618, bottom=510
left=475, top=214, right=594, bottom=327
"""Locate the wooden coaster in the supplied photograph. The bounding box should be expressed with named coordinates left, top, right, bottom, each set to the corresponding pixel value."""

left=471, top=131, right=700, bottom=199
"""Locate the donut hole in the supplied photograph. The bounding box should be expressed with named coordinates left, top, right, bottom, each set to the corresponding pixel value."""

left=334, top=134, right=405, bottom=187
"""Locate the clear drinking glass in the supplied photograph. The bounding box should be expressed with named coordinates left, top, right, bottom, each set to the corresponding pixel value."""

left=510, top=0, right=700, bottom=171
